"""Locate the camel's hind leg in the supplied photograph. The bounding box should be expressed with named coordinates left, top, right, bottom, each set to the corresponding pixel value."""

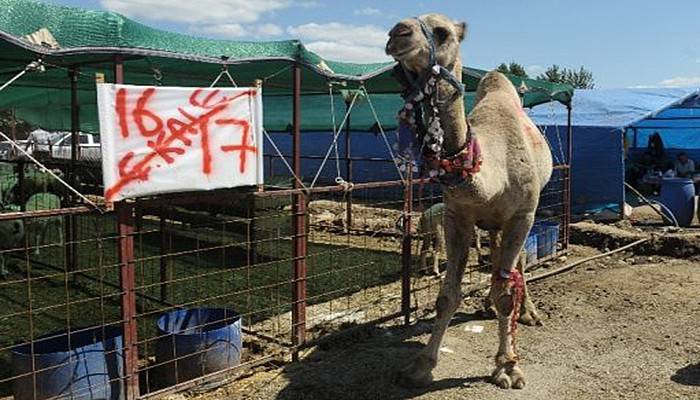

left=489, top=213, right=534, bottom=390
left=516, top=255, right=542, bottom=326
left=397, top=206, right=472, bottom=387
left=483, top=230, right=502, bottom=315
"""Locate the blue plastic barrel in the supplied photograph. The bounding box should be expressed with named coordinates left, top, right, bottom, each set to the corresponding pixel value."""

left=155, top=308, right=242, bottom=386
left=11, top=326, right=124, bottom=400
left=534, top=221, right=559, bottom=258
left=660, top=178, right=696, bottom=227
left=524, top=230, right=538, bottom=265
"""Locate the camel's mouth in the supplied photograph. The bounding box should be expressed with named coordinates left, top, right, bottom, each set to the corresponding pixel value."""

left=385, top=42, right=418, bottom=60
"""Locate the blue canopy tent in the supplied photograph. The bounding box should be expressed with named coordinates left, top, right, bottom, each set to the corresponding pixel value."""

left=530, top=87, right=700, bottom=216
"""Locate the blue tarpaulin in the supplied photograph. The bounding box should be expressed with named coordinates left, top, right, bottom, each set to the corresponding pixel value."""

left=529, top=87, right=700, bottom=214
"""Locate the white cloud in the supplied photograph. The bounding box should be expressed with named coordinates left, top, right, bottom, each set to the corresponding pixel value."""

left=195, top=24, right=248, bottom=38
left=287, top=22, right=391, bottom=62
left=354, top=7, right=381, bottom=16
left=101, top=0, right=290, bottom=24
left=658, top=76, right=700, bottom=88
left=256, top=23, right=284, bottom=36
left=525, top=65, right=545, bottom=77
left=194, top=23, right=283, bottom=38
left=305, top=41, right=389, bottom=63
left=294, top=1, right=320, bottom=8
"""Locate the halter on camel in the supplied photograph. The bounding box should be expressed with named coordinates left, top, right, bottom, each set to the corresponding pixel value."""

left=395, top=17, right=482, bottom=187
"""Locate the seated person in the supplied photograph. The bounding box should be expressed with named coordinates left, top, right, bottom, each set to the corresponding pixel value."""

left=674, top=152, right=695, bottom=178
left=633, top=152, right=662, bottom=195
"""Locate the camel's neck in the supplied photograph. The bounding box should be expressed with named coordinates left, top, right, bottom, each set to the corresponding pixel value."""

left=436, top=60, right=467, bottom=155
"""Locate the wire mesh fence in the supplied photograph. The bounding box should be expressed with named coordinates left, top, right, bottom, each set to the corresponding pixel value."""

left=0, top=155, right=570, bottom=399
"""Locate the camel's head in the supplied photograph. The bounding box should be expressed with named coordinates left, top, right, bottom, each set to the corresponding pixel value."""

left=386, top=14, right=466, bottom=74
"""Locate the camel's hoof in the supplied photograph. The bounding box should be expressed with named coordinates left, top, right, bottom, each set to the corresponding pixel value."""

left=518, top=309, right=543, bottom=327
left=491, top=366, right=511, bottom=389
left=509, top=365, right=526, bottom=389
left=519, top=300, right=543, bottom=326
left=491, top=364, right=525, bottom=389
left=396, top=356, right=435, bottom=388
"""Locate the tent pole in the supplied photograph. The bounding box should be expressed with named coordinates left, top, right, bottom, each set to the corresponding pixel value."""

left=291, top=62, right=307, bottom=361
left=565, top=104, right=573, bottom=248
left=67, top=67, right=79, bottom=285
left=345, top=98, right=353, bottom=227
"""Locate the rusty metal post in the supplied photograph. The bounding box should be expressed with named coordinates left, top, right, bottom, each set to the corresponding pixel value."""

left=401, top=169, right=413, bottom=325
left=113, top=55, right=139, bottom=400
left=564, top=104, right=573, bottom=248
left=117, top=201, right=139, bottom=400
left=291, top=63, right=307, bottom=359
left=344, top=99, right=353, bottom=228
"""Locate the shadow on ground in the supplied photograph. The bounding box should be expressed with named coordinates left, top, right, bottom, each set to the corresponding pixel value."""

left=272, top=311, right=493, bottom=400
left=671, top=363, right=700, bottom=387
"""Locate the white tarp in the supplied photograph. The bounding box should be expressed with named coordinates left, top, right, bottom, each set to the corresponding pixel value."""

left=97, top=84, right=263, bottom=202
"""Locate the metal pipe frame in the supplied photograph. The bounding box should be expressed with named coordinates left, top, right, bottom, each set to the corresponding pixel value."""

left=290, top=63, right=307, bottom=361
left=113, top=55, right=140, bottom=400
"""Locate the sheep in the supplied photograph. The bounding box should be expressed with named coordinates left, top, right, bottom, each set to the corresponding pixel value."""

left=0, top=215, right=24, bottom=278
left=417, top=203, right=482, bottom=276
left=8, top=168, right=67, bottom=206
left=25, top=192, right=62, bottom=255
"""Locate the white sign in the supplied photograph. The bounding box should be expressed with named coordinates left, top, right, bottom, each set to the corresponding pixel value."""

left=97, top=84, right=263, bottom=202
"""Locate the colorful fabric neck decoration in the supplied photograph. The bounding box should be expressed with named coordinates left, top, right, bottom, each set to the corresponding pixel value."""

left=396, top=66, right=481, bottom=186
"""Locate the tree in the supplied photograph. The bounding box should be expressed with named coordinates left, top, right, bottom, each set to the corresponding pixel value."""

left=0, top=110, right=31, bottom=139
left=538, top=64, right=595, bottom=89
left=496, top=62, right=529, bottom=78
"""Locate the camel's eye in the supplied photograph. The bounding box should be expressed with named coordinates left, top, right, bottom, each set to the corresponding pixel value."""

left=433, top=27, right=449, bottom=43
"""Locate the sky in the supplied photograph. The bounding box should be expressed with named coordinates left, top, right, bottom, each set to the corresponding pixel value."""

left=45, top=0, right=700, bottom=89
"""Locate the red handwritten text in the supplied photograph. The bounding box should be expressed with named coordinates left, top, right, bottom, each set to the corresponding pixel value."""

left=106, top=88, right=257, bottom=201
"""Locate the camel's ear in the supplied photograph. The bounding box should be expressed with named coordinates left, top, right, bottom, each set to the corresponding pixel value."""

left=455, top=22, right=467, bottom=42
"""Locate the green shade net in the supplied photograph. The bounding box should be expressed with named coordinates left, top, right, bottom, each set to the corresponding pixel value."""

left=0, top=0, right=573, bottom=133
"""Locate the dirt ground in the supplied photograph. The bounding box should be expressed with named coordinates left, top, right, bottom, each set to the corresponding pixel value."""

left=188, top=239, right=699, bottom=400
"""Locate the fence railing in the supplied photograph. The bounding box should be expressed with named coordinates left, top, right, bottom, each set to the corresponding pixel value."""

left=0, top=159, right=569, bottom=400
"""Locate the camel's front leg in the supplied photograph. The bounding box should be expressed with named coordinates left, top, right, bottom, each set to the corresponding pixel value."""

left=489, top=213, right=534, bottom=389
left=398, top=207, right=472, bottom=387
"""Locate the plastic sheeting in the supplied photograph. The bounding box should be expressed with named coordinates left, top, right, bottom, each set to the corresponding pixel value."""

left=530, top=88, right=700, bottom=214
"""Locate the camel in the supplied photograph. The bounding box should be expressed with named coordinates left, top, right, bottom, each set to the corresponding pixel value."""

left=386, top=14, right=553, bottom=389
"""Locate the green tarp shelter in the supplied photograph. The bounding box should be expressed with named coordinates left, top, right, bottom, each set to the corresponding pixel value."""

left=0, top=0, right=573, bottom=133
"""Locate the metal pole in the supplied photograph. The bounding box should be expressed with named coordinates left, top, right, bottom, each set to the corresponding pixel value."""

left=69, top=67, right=79, bottom=193
left=117, top=202, right=139, bottom=400
left=67, top=67, right=79, bottom=279
left=114, top=55, right=139, bottom=400
left=401, top=171, right=413, bottom=325
left=564, top=104, right=573, bottom=248
left=291, top=63, right=307, bottom=360
left=159, top=207, right=170, bottom=302
left=344, top=99, right=353, bottom=228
